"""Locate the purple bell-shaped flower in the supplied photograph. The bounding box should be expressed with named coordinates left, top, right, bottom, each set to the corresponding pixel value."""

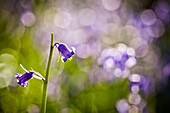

left=54, top=43, right=76, bottom=62
left=15, top=64, right=45, bottom=87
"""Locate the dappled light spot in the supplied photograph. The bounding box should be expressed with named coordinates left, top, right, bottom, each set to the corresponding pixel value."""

left=153, top=1, right=170, bottom=22
left=125, top=57, right=137, bottom=68
left=78, top=8, right=96, bottom=26
left=131, top=85, right=140, bottom=93
left=116, top=43, right=127, bottom=54
left=145, top=19, right=165, bottom=38
left=116, top=99, right=129, bottom=113
left=122, top=69, right=130, bottom=78
left=129, top=105, right=139, bottom=113
left=0, top=53, right=17, bottom=88
left=113, top=68, right=122, bottom=77
left=28, top=104, right=39, bottom=113
left=21, top=11, right=36, bottom=27
left=140, top=9, right=156, bottom=26
left=76, top=44, right=90, bottom=59
left=102, top=0, right=121, bottom=11
left=128, top=93, right=141, bottom=105
left=65, top=29, right=89, bottom=45
left=103, top=57, right=115, bottom=69
left=163, top=63, right=170, bottom=77
left=54, top=11, right=72, bottom=28
left=129, top=74, right=141, bottom=83
left=127, top=47, right=135, bottom=57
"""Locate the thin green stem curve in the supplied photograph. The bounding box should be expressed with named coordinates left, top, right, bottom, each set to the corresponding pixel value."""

left=40, top=33, right=54, bottom=113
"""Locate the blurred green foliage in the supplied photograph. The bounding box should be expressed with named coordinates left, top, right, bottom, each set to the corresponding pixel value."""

left=0, top=24, right=130, bottom=112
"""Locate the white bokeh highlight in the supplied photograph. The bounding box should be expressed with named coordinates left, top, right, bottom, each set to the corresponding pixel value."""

left=21, top=11, right=36, bottom=27
left=102, top=0, right=121, bottom=11
left=54, top=11, right=72, bottom=28
left=78, top=8, right=96, bottom=26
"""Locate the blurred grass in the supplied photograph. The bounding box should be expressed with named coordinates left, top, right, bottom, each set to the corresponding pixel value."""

left=69, top=80, right=129, bottom=113
left=0, top=25, right=130, bottom=112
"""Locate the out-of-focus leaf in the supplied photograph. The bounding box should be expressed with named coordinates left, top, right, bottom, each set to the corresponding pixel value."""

left=0, top=93, right=19, bottom=113
left=70, top=80, right=129, bottom=113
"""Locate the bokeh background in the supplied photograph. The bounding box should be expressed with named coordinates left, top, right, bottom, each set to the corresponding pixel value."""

left=0, top=0, right=170, bottom=113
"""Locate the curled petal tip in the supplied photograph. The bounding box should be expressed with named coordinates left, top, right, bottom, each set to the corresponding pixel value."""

left=21, top=82, right=28, bottom=87
left=54, top=43, right=60, bottom=47
left=15, top=74, right=21, bottom=79
left=61, top=57, right=67, bottom=62
left=71, top=47, right=76, bottom=53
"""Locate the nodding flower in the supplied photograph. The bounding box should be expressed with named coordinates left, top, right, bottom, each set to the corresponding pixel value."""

left=54, top=43, right=76, bottom=62
left=15, top=64, right=45, bottom=87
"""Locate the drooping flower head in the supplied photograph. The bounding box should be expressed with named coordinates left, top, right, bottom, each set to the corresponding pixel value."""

left=15, top=64, right=45, bottom=87
left=54, top=43, right=76, bottom=62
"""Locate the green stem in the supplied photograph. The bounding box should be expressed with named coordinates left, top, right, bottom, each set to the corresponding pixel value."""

left=40, top=33, right=54, bottom=113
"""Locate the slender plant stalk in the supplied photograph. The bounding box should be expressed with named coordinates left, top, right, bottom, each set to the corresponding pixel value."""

left=40, top=33, right=54, bottom=113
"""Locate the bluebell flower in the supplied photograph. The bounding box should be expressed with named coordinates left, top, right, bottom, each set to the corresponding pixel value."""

left=15, top=64, right=45, bottom=87
left=54, top=43, right=76, bottom=62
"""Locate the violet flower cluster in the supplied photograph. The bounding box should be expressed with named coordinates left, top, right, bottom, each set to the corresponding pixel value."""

left=116, top=74, right=154, bottom=113
left=113, top=45, right=154, bottom=112
left=98, top=43, right=136, bottom=78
